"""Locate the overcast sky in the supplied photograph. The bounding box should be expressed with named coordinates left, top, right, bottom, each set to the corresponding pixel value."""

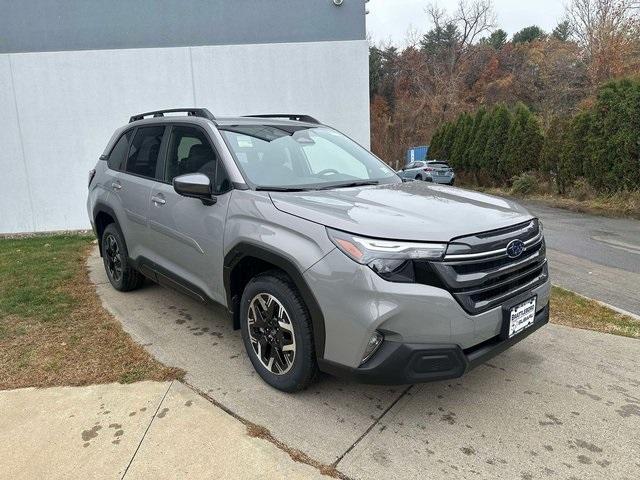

left=367, top=0, right=567, bottom=47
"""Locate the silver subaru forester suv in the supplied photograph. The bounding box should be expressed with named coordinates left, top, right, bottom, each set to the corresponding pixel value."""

left=88, top=108, right=550, bottom=392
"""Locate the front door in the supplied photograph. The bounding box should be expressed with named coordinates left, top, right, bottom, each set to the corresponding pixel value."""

left=147, top=124, right=231, bottom=305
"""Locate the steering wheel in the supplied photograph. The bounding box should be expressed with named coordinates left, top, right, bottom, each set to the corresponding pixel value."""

left=316, top=168, right=340, bottom=177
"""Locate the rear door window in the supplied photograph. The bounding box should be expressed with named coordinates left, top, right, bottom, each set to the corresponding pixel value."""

left=124, top=126, right=165, bottom=179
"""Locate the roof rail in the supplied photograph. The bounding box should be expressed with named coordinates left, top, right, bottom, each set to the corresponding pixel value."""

left=129, top=108, right=216, bottom=123
left=243, top=114, right=321, bottom=124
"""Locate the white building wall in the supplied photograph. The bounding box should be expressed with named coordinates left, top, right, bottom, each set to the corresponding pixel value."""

left=0, top=39, right=370, bottom=234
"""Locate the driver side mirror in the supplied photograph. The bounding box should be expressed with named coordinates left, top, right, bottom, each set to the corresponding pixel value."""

left=173, top=173, right=217, bottom=206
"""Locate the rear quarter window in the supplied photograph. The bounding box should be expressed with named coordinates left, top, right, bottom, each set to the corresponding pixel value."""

left=107, top=131, right=133, bottom=171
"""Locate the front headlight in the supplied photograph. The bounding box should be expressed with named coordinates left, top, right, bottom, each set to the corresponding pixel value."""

left=326, top=228, right=447, bottom=281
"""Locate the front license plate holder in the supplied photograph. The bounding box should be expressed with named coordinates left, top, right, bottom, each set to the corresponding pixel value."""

left=502, top=296, right=537, bottom=339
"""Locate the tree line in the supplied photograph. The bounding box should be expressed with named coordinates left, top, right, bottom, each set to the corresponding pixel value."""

left=429, top=78, right=640, bottom=193
left=369, top=0, right=640, bottom=194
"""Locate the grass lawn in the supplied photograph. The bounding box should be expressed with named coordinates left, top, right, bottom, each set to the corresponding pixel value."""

left=0, top=234, right=182, bottom=390
left=0, top=235, right=636, bottom=391
left=550, top=286, right=639, bottom=339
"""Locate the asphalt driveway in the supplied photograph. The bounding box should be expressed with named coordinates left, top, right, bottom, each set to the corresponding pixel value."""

left=89, top=249, right=640, bottom=480
left=517, top=200, right=640, bottom=317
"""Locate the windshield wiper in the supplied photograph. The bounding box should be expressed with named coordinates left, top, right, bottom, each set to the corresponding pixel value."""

left=255, top=186, right=311, bottom=192
left=316, top=180, right=379, bottom=190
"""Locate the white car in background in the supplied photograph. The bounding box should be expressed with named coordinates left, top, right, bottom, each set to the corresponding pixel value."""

left=398, top=160, right=455, bottom=185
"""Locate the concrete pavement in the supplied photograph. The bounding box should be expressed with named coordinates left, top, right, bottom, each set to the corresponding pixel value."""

left=0, top=380, right=325, bottom=480
left=88, top=249, right=640, bottom=480
left=518, top=200, right=640, bottom=316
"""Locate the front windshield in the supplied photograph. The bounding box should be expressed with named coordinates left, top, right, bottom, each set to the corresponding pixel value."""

left=220, top=125, right=399, bottom=190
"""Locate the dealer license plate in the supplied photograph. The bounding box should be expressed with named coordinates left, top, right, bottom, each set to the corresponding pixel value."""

left=508, top=297, right=536, bottom=338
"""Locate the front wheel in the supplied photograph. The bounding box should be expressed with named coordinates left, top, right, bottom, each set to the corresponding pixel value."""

left=240, top=272, right=317, bottom=392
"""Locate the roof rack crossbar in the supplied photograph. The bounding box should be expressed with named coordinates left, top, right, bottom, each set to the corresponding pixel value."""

left=129, top=108, right=216, bottom=123
left=243, top=114, right=320, bottom=124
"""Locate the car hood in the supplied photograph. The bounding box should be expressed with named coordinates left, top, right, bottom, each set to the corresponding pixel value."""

left=269, top=182, right=533, bottom=242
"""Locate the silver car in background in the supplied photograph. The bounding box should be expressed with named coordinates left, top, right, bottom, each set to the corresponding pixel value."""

left=398, top=160, right=455, bottom=185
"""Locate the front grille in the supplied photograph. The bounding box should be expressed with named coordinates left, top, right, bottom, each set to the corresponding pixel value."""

left=428, top=219, right=548, bottom=314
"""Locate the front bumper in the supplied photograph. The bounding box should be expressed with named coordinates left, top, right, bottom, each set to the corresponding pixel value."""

left=304, top=248, right=551, bottom=369
left=319, top=304, right=549, bottom=384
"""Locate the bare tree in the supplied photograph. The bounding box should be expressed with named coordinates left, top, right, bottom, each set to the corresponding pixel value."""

left=566, top=0, right=640, bottom=84
left=419, top=0, right=496, bottom=122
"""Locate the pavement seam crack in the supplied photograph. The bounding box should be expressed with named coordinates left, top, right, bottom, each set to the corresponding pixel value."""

left=179, top=379, right=353, bottom=479
left=120, top=380, right=174, bottom=479
left=332, top=384, right=414, bottom=469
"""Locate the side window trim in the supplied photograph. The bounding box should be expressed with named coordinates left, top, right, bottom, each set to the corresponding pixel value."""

left=154, top=127, right=170, bottom=183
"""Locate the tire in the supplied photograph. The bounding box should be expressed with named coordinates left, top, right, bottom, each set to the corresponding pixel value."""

left=240, top=271, right=318, bottom=392
left=415, top=174, right=422, bottom=181
left=101, top=223, right=145, bottom=292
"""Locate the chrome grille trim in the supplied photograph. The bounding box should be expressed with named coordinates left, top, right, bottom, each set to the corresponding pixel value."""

left=444, top=232, right=543, bottom=261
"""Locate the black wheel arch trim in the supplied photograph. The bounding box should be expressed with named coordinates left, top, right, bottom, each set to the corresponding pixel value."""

left=224, top=243, right=326, bottom=360
left=92, top=202, right=124, bottom=256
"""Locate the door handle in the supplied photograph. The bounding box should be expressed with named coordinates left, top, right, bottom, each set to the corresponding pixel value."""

left=111, top=182, right=122, bottom=190
left=151, top=195, right=166, bottom=205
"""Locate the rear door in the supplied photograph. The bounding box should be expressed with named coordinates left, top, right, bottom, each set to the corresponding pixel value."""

left=118, top=125, right=166, bottom=260
left=147, top=124, right=232, bottom=304
left=101, top=129, right=133, bottom=231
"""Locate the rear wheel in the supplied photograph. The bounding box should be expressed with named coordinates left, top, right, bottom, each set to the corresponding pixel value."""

left=240, top=272, right=317, bottom=392
left=415, top=174, right=422, bottom=181
left=101, top=223, right=145, bottom=292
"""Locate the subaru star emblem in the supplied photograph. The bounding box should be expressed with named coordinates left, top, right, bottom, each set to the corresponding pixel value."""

left=506, top=239, right=525, bottom=258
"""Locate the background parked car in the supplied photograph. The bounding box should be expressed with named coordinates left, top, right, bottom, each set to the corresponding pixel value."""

left=397, top=160, right=455, bottom=185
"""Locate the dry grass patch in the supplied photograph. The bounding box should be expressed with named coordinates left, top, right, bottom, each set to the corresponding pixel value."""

left=550, top=286, right=640, bottom=339
left=0, top=234, right=182, bottom=390
left=465, top=183, right=640, bottom=220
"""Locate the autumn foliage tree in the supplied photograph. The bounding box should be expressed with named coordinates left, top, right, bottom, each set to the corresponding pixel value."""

left=369, top=0, right=640, bottom=194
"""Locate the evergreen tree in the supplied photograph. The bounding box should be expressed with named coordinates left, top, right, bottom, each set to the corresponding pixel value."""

left=585, top=78, right=640, bottom=191
left=421, top=23, right=460, bottom=57
left=551, top=21, right=571, bottom=42
left=369, top=46, right=383, bottom=100
left=441, top=121, right=458, bottom=161
left=450, top=113, right=474, bottom=169
left=468, top=107, right=491, bottom=174
left=429, top=124, right=446, bottom=160
left=540, top=116, right=569, bottom=175
left=483, top=104, right=513, bottom=183
left=512, top=26, right=546, bottom=44
left=482, top=29, right=508, bottom=50
left=557, top=112, right=591, bottom=193
left=503, top=103, right=543, bottom=178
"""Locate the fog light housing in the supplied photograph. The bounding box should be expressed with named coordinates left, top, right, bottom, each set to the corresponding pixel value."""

left=361, top=331, right=384, bottom=365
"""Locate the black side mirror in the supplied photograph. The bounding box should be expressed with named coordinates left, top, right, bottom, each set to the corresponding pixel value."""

left=173, top=173, right=217, bottom=205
